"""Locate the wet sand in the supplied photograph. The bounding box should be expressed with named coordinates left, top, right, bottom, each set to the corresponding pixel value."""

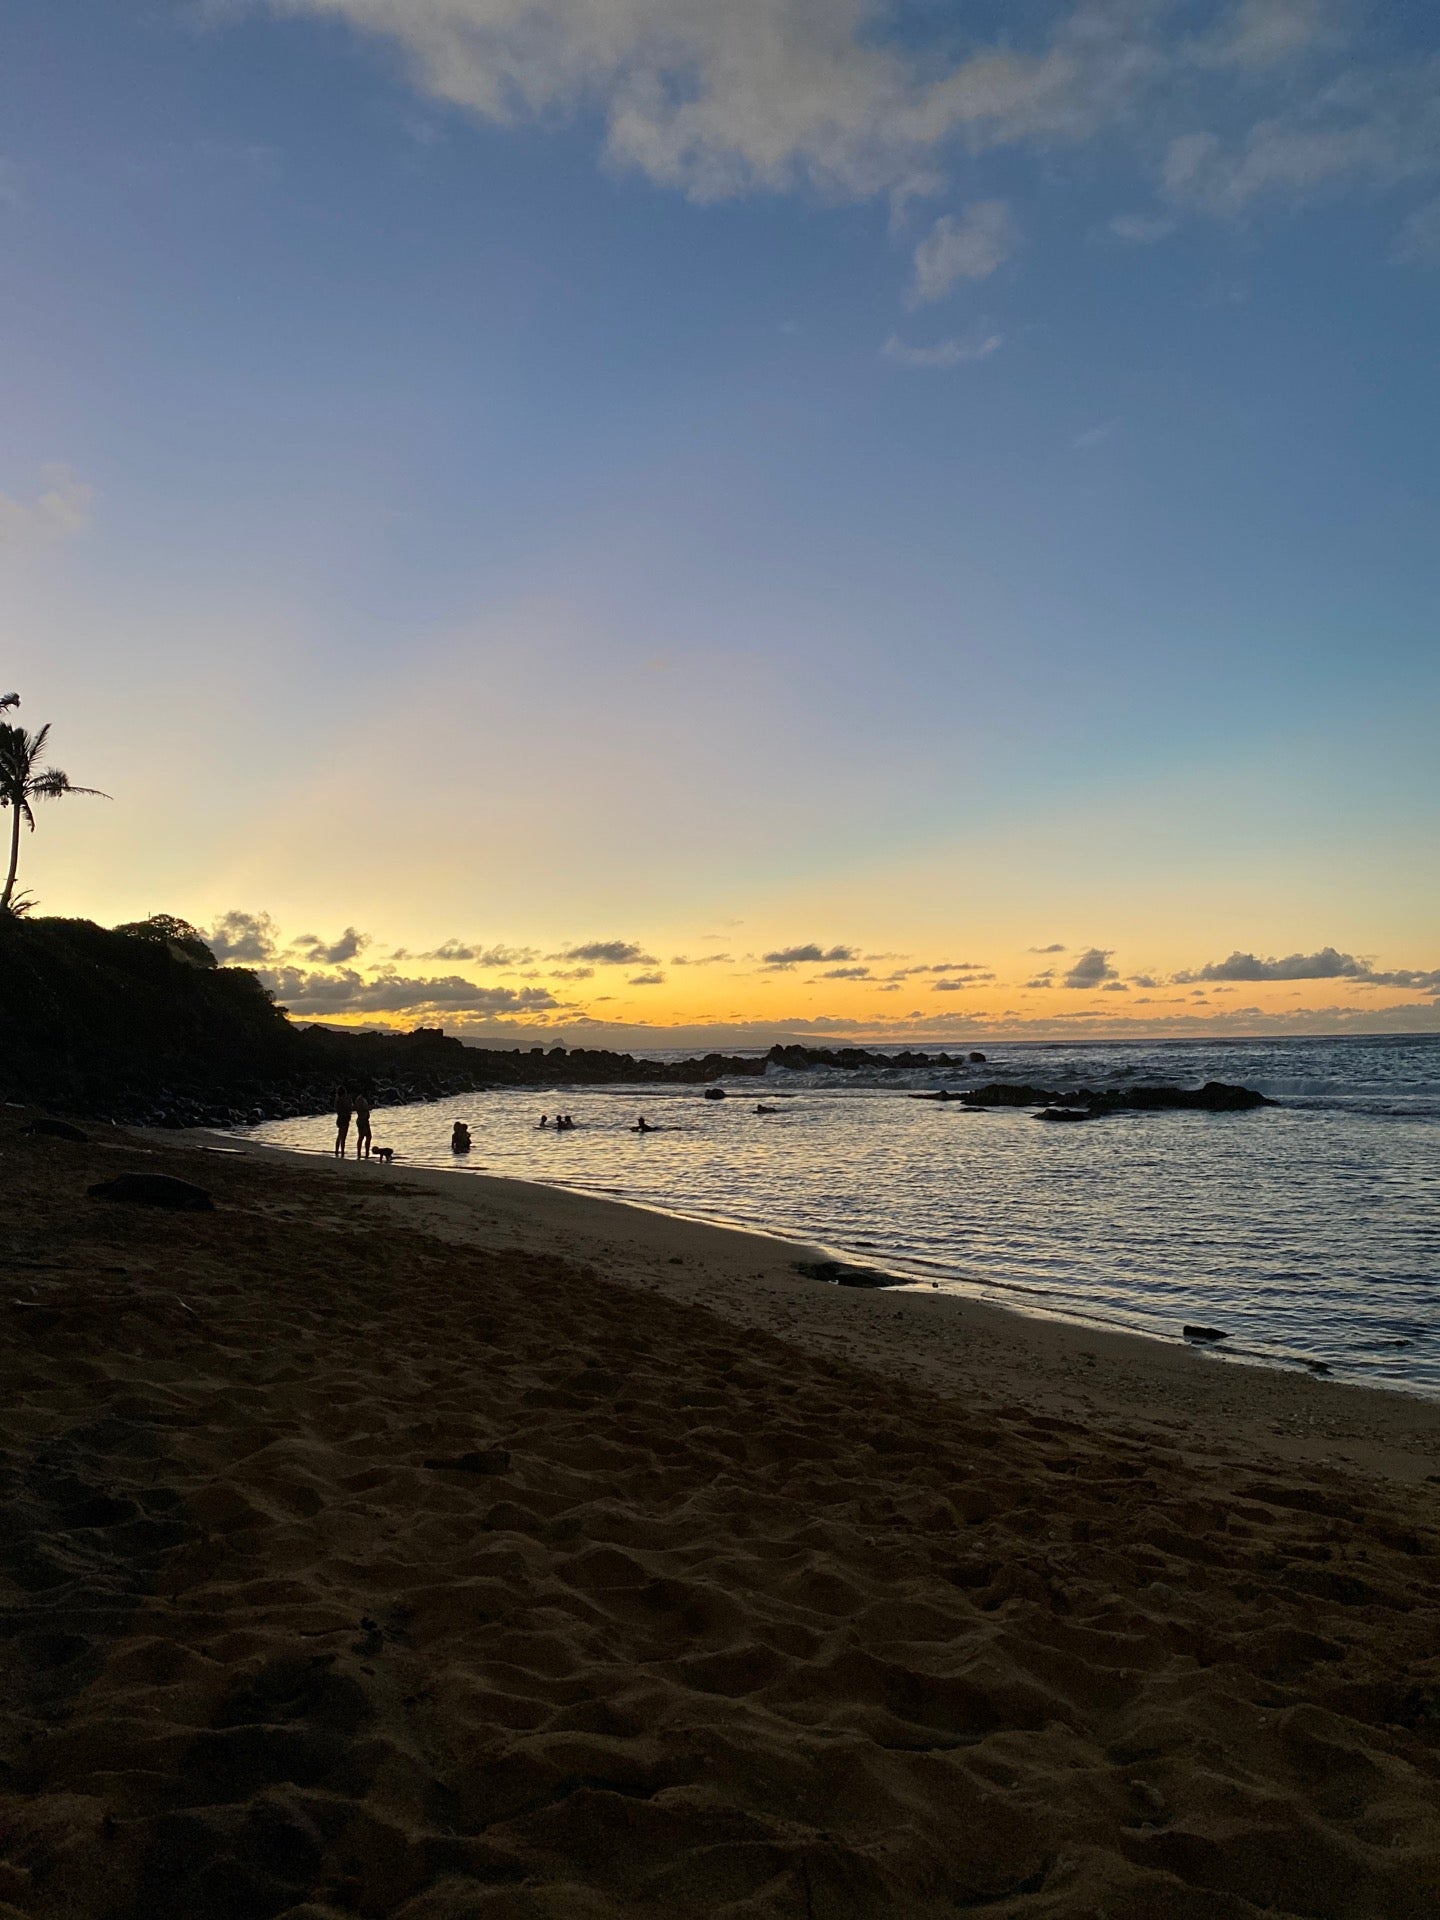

left=2, top=1111, right=1438, bottom=1918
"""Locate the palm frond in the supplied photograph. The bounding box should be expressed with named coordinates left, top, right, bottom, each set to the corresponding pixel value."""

left=29, top=769, right=110, bottom=802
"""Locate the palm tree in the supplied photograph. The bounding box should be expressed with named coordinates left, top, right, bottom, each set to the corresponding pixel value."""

left=0, top=706, right=109, bottom=913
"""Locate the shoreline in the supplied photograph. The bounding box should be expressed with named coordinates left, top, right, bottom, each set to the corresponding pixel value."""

left=7, top=1106, right=1440, bottom=1916
left=188, top=1130, right=1440, bottom=1486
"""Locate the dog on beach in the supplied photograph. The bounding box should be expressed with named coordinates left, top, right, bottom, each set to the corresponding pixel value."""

left=373, top=1146, right=395, bottom=1163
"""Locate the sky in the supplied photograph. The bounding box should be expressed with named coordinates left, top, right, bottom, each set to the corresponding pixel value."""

left=2, top=0, right=1438, bottom=1046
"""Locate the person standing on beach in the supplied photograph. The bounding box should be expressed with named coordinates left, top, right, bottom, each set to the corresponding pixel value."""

left=334, top=1087, right=353, bottom=1158
left=354, top=1091, right=373, bottom=1161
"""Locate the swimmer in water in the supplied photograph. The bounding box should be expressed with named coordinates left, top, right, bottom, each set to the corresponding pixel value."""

left=451, top=1121, right=472, bottom=1153
left=538, top=1114, right=549, bottom=1128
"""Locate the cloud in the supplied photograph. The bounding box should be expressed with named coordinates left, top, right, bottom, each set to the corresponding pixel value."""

left=886, top=960, right=990, bottom=979
left=554, top=939, right=659, bottom=965
left=420, top=939, right=536, bottom=965
left=260, top=966, right=561, bottom=1016
left=0, top=463, right=92, bottom=551
left=1062, top=947, right=1117, bottom=989
left=1073, top=419, right=1119, bottom=448
left=908, top=201, right=1015, bottom=304
left=1394, top=196, right=1440, bottom=265
left=1109, top=212, right=1175, bottom=243
left=250, top=0, right=1440, bottom=289
left=887, top=167, right=946, bottom=232
left=821, top=965, right=872, bottom=979
left=669, top=952, right=733, bottom=966
left=1028, top=943, right=1066, bottom=953
left=762, top=943, right=857, bottom=969
left=264, top=2, right=1170, bottom=205
left=552, top=966, right=595, bottom=980
left=206, top=908, right=281, bottom=963
left=932, top=974, right=995, bottom=991
left=628, top=972, right=665, bottom=985
left=1175, top=947, right=1440, bottom=995
left=293, top=925, right=370, bottom=965
left=881, top=331, right=1003, bottom=369
left=1162, top=63, right=1440, bottom=219
left=1189, top=0, right=1343, bottom=72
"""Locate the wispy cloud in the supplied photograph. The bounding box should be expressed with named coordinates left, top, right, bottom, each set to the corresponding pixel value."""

left=762, top=942, right=857, bottom=970
left=908, top=202, right=1015, bottom=305
left=1108, top=212, right=1175, bottom=244
left=882, top=331, right=1003, bottom=369
left=552, top=939, right=659, bottom=966
left=420, top=939, right=537, bottom=966
left=1394, top=196, right=1440, bottom=265
left=262, top=3, right=1166, bottom=204
left=1187, top=0, right=1345, bottom=73
left=249, top=0, right=1438, bottom=285
left=0, top=463, right=92, bottom=551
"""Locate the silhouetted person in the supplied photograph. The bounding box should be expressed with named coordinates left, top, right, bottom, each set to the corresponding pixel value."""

left=451, top=1121, right=471, bottom=1153
left=538, top=1114, right=549, bottom=1128
left=354, top=1093, right=373, bottom=1160
left=633, top=1115, right=653, bottom=1133
left=334, top=1087, right=353, bottom=1157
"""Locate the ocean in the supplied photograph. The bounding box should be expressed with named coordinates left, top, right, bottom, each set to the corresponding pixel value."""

left=235, top=1033, right=1440, bottom=1397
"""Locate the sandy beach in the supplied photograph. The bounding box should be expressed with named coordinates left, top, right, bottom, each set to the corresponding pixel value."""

left=2, top=1109, right=1438, bottom=1918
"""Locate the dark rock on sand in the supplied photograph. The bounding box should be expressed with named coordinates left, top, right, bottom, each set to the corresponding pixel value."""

left=1184, top=1326, right=1228, bottom=1343
left=88, top=1173, right=215, bottom=1212
left=794, top=1259, right=898, bottom=1290
left=703, top=1087, right=727, bottom=1100
left=1036, top=1108, right=1093, bottom=1123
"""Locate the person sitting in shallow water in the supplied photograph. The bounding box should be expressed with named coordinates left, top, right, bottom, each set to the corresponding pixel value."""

left=538, top=1114, right=549, bottom=1129
left=633, top=1115, right=653, bottom=1133
left=451, top=1121, right=472, bottom=1153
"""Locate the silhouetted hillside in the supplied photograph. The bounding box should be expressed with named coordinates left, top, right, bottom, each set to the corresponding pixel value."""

left=0, top=917, right=765, bottom=1124
left=0, top=916, right=299, bottom=1116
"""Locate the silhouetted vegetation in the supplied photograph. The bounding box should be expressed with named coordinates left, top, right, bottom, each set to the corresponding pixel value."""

left=0, top=698, right=108, bottom=914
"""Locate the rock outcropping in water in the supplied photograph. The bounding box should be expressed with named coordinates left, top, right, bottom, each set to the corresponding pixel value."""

left=960, top=1080, right=1270, bottom=1115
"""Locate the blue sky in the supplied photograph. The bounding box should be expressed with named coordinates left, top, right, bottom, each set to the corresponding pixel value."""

left=3, top=1, right=1438, bottom=1041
